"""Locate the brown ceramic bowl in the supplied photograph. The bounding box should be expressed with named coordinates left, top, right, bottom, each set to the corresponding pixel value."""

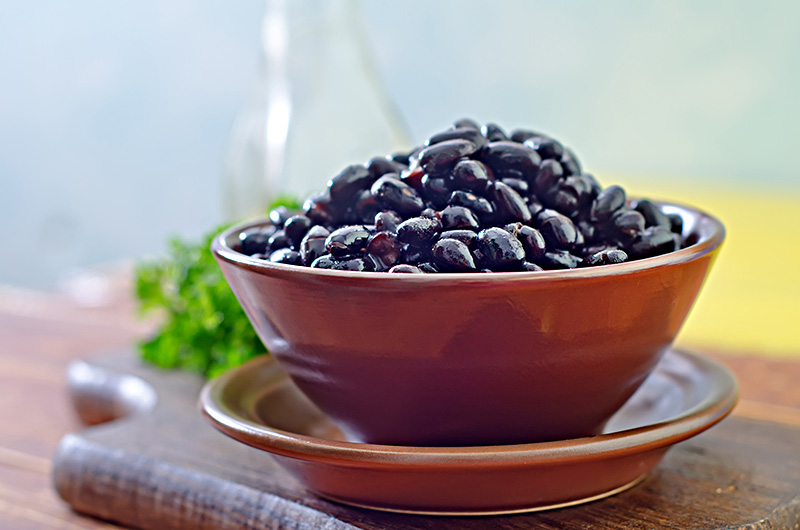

left=212, top=201, right=724, bottom=446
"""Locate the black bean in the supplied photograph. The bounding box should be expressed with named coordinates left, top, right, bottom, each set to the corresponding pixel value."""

left=432, top=239, right=477, bottom=272
left=421, top=174, right=452, bottom=209
left=527, top=196, right=544, bottom=217
left=523, top=136, right=564, bottom=160
left=328, top=165, right=373, bottom=206
left=388, top=264, right=423, bottom=273
left=331, top=257, right=375, bottom=271
left=440, top=229, right=479, bottom=248
left=283, top=215, right=312, bottom=248
left=522, top=261, right=544, bottom=271
left=477, top=227, right=525, bottom=271
left=544, top=187, right=580, bottom=218
left=481, top=122, right=508, bottom=142
left=239, top=226, right=274, bottom=256
left=492, top=181, right=532, bottom=223
left=371, top=176, right=425, bottom=216
left=538, top=250, right=583, bottom=269
left=533, top=159, right=565, bottom=194
left=269, top=206, right=290, bottom=227
left=366, top=231, right=401, bottom=270
left=539, top=214, right=581, bottom=250
left=510, top=129, right=544, bottom=143
left=505, top=223, right=547, bottom=261
left=500, top=177, right=529, bottom=196
left=452, top=159, right=492, bottom=193
left=396, top=216, right=443, bottom=247
left=667, top=213, right=683, bottom=235
left=390, top=151, right=412, bottom=166
left=633, top=199, right=671, bottom=229
left=584, top=248, right=628, bottom=266
left=374, top=211, right=403, bottom=233
left=299, top=226, right=330, bottom=265
left=303, top=191, right=335, bottom=226
left=353, top=189, right=381, bottom=224
left=560, top=148, right=582, bottom=176
left=628, top=226, right=678, bottom=259
left=417, top=139, right=478, bottom=174
left=453, top=118, right=480, bottom=130
left=612, top=209, right=646, bottom=239
left=400, top=166, right=425, bottom=192
left=400, top=244, right=428, bottom=265
left=440, top=205, right=480, bottom=230
left=449, top=190, right=494, bottom=220
left=481, top=141, right=541, bottom=178
left=268, top=248, right=302, bottom=265
left=561, top=175, right=596, bottom=209
left=417, top=262, right=440, bottom=273
left=367, top=157, right=407, bottom=179
left=268, top=229, right=291, bottom=251
left=591, top=185, right=626, bottom=221
left=310, top=254, right=337, bottom=269
left=425, top=127, right=487, bottom=150
left=577, top=219, right=597, bottom=244
left=326, top=225, right=371, bottom=257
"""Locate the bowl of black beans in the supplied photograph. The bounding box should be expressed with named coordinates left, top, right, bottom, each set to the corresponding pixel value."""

left=212, top=119, right=725, bottom=446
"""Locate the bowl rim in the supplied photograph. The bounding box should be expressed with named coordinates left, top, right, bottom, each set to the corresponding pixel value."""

left=211, top=199, right=725, bottom=282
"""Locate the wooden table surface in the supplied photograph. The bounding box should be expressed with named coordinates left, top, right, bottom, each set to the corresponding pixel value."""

left=1, top=278, right=799, bottom=530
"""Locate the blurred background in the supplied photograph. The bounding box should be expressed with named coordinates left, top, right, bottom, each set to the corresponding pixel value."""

left=1, top=0, right=798, bottom=356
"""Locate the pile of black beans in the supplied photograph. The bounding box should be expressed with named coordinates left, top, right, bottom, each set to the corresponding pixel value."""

left=237, top=119, right=685, bottom=273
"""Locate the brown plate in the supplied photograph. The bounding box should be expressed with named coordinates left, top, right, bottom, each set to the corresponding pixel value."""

left=200, top=349, right=738, bottom=515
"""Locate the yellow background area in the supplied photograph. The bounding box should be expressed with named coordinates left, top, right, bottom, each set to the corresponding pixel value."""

left=604, top=175, right=800, bottom=359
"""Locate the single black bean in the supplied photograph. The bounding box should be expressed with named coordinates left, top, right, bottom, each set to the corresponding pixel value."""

left=667, top=213, right=683, bottom=235
left=239, top=226, right=274, bottom=255
left=449, top=190, right=494, bottom=219
left=326, top=225, right=371, bottom=257
left=374, top=210, right=403, bottom=233
left=268, top=229, right=291, bottom=251
left=388, top=264, right=424, bottom=273
left=523, top=136, right=564, bottom=160
left=421, top=174, right=452, bottom=209
left=628, top=226, right=678, bottom=259
left=310, top=254, right=337, bottom=269
left=453, top=118, right=480, bottom=130
left=400, top=166, right=425, bottom=191
left=328, top=165, right=373, bottom=206
left=481, top=123, right=508, bottom=142
left=539, top=214, right=581, bottom=250
left=390, top=151, right=412, bottom=166
left=477, top=227, right=526, bottom=271
left=560, top=148, right=582, bottom=176
left=303, top=191, right=335, bottom=226
left=505, top=223, right=547, bottom=261
left=561, top=175, right=595, bottom=208
left=432, top=238, right=477, bottom=272
left=440, top=229, right=479, bottom=248
left=522, top=261, right=544, bottom=271
left=299, top=226, right=330, bottom=266
left=371, top=175, right=425, bottom=216
left=500, top=177, right=529, bottom=196
left=584, top=248, right=628, bottom=266
left=481, top=141, right=541, bottom=178
left=353, top=189, right=381, bottom=224
left=425, top=127, right=487, bottom=150
left=580, top=173, right=603, bottom=198
left=633, top=199, right=671, bottom=229
left=452, top=159, right=492, bottom=193
left=367, top=157, right=407, bottom=179
left=268, top=248, right=302, bottom=265
left=533, top=159, right=565, bottom=194
left=417, top=139, right=478, bottom=174
left=366, top=231, right=401, bottom=270
left=396, top=216, right=443, bottom=247
left=577, top=219, right=597, bottom=244
left=492, top=181, right=532, bottom=223
left=283, top=215, right=312, bottom=248
left=538, top=250, right=583, bottom=269
left=510, top=129, right=544, bottom=143
left=544, top=187, right=580, bottom=218
left=269, top=206, right=290, bottom=227
left=591, top=185, right=626, bottom=221
left=612, top=209, right=646, bottom=239
left=440, top=205, right=480, bottom=230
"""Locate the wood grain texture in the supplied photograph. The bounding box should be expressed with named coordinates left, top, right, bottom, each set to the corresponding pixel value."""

left=53, top=350, right=800, bottom=530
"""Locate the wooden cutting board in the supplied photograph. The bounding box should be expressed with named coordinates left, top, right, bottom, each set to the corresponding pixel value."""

left=53, top=349, right=800, bottom=530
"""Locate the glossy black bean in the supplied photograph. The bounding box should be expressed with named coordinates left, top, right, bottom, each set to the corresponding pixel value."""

left=577, top=219, right=597, bottom=244
left=328, top=165, right=373, bottom=206
left=310, top=254, right=336, bottom=269
left=326, top=225, right=371, bottom=257
left=581, top=173, right=603, bottom=197
left=268, top=248, right=302, bottom=265
left=303, top=191, right=335, bottom=226
left=425, top=127, right=487, bottom=150
left=452, top=159, right=492, bottom=193
left=283, top=215, right=312, bottom=248
left=390, top=151, right=412, bottom=166
left=432, top=238, right=477, bottom=272
left=417, top=139, right=478, bottom=174
left=481, top=141, right=541, bottom=178
left=400, top=244, right=428, bottom=265
left=667, top=213, right=683, bottom=235
left=481, top=123, right=508, bottom=142
left=371, top=176, right=425, bottom=216
left=500, top=177, right=529, bottom=196
left=628, top=226, right=678, bottom=259
left=388, top=264, right=424, bottom=273
left=561, top=175, right=596, bottom=208
left=453, top=118, right=480, bottom=130
left=268, top=229, right=291, bottom=251
left=400, top=166, right=425, bottom=192
left=367, top=157, right=407, bottom=179
left=591, top=185, right=626, bottom=221
left=396, top=216, right=443, bottom=247
left=365, top=231, right=401, bottom=270
left=440, top=229, right=478, bottom=248
left=269, top=206, right=290, bottom=227
left=492, top=181, right=532, bottom=223
left=584, top=248, right=628, bottom=266
left=352, top=189, right=380, bottom=224
left=374, top=211, right=403, bottom=233
left=476, top=227, right=525, bottom=271
left=560, top=148, right=582, bottom=176
left=331, top=257, right=375, bottom=271
left=522, top=261, right=544, bottom=271
left=510, top=129, right=543, bottom=143
left=538, top=250, right=583, bottom=269
left=533, top=159, right=565, bottom=194
left=612, top=209, right=646, bottom=239
left=417, top=262, right=440, bottom=273
left=239, top=226, right=274, bottom=255
left=421, top=207, right=438, bottom=218
left=505, top=223, right=547, bottom=261
left=539, top=214, right=581, bottom=250
left=523, top=136, right=564, bottom=160
left=299, top=227, right=330, bottom=265
left=633, top=199, right=670, bottom=229
left=544, top=187, right=580, bottom=218
left=440, top=205, right=480, bottom=230
left=449, top=190, right=494, bottom=219
left=421, top=174, right=451, bottom=209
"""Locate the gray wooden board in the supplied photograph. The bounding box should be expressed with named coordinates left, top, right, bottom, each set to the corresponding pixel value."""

left=53, top=348, right=800, bottom=529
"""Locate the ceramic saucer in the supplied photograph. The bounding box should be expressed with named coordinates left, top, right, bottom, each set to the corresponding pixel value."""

left=200, top=349, right=737, bottom=515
